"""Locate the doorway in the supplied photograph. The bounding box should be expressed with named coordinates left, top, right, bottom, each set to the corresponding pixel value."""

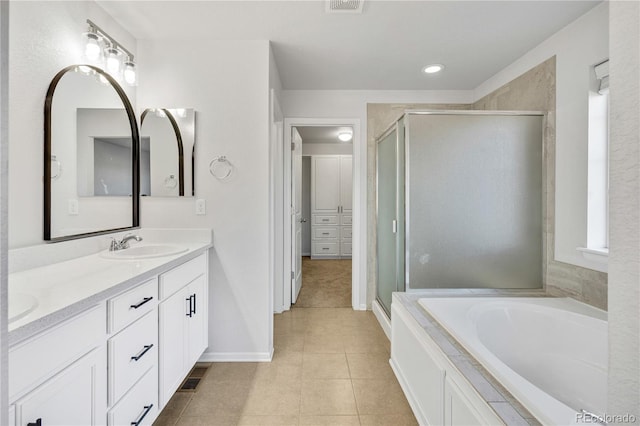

left=279, top=118, right=361, bottom=312
left=294, top=126, right=353, bottom=307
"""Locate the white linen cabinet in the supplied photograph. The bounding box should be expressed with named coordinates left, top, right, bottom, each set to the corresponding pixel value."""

left=311, top=155, right=352, bottom=258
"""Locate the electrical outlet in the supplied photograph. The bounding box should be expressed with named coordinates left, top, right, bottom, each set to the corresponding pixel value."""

left=195, top=199, right=206, bottom=215
left=68, top=199, right=79, bottom=215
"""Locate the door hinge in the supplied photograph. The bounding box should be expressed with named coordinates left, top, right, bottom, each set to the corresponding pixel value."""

left=291, top=271, right=295, bottom=279
left=291, top=142, right=296, bottom=150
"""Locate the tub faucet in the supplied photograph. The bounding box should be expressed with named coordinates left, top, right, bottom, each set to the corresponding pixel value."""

left=110, top=233, right=143, bottom=251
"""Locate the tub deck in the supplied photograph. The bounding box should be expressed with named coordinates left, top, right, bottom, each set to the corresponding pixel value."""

left=392, top=290, right=545, bottom=425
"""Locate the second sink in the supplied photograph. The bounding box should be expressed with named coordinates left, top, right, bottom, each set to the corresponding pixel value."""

left=101, top=244, right=188, bottom=260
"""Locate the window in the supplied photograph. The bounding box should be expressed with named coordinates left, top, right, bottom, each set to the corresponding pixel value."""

left=580, top=59, right=609, bottom=261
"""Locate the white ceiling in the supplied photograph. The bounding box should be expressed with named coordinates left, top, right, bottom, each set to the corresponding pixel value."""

left=296, top=126, right=354, bottom=144
left=97, top=0, right=601, bottom=90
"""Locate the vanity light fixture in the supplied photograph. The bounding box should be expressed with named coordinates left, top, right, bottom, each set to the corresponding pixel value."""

left=82, top=19, right=137, bottom=86
left=423, top=63, right=445, bottom=74
left=338, top=131, right=353, bottom=142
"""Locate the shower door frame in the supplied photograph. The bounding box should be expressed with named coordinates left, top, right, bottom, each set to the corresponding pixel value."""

left=375, top=118, right=406, bottom=317
left=403, top=110, right=546, bottom=292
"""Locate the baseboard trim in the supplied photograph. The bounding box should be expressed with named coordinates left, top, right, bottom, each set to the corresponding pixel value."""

left=372, top=299, right=391, bottom=340
left=198, top=350, right=274, bottom=362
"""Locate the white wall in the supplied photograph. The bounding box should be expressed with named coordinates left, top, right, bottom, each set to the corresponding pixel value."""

left=137, top=39, right=273, bottom=360
left=608, top=1, right=640, bottom=418
left=8, top=1, right=136, bottom=248
left=474, top=3, right=609, bottom=273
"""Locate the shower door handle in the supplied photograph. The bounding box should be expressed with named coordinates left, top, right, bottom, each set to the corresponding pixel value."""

left=392, top=220, right=397, bottom=234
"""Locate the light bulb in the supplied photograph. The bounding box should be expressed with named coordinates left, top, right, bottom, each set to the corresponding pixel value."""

left=97, top=73, right=110, bottom=86
left=338, top=131, right=353, bottom=142
left=105, top=47, right=123, bottom=77
left=81, top=32, right=103, bottom=65
left=423, top=64, right=444, bottom=74
left=123, top=60, right=137, bottom=86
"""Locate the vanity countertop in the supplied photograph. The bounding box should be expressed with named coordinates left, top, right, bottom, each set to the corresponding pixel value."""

left=9, top=231, right=212, bottom=345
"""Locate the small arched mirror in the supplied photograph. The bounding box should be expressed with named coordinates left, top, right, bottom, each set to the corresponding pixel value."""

left=140, top=108, right=195, bottom=197
left=44, top=65, right=140, bottom=241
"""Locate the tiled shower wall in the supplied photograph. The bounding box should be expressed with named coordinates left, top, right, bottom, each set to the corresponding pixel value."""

left=367, top=56, right=608, bottom=310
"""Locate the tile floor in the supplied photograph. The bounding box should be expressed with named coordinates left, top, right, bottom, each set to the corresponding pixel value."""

left=154, top=307, right=417, bottom=425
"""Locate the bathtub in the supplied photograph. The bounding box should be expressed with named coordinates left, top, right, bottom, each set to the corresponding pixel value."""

left=418, top=297, right=608, bottom=425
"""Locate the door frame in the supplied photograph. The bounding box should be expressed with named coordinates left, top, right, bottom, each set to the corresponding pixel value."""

left=280, top=117, right=364, bottom=311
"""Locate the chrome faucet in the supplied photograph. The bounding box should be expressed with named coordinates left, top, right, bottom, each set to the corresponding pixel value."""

left=109, top=233, right=143, bottom=251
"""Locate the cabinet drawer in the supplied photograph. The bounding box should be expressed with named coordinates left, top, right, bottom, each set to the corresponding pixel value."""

left=108, top=367, right=158, bottom=426
left=312, top=242, right=339, bottom=256
left=341, top=242, right=352, bottom=256
left=341, top=215, right=352, bottom=225
left=109, top=311, right=158, bottom=405
left=9, top=304, right=105, bottom=402
left=108, top=279, right=158, bottom=334
left=160, top=254, right=207, bottom=300
left=313, top=227, right=338, bottom=239
left=313, top=215, right=338, bottom=225
left=341, top=227, right=352, bottom=239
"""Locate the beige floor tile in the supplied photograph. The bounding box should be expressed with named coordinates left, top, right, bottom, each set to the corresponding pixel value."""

left=352, top=379, right=413, bottom=415
left=255, top=359, right=303, bottom=383
left=242, top=380, right=302, bottom=416
left=303, top=333, right=345, bottom=353
left=343, top=333, right=390, bottom=354
left=237, top=415, right=300, bottom=425
left=346, top=353, right=394, bottom=379
left=302, top=353, right=350, bottom=379
left=275, top=332, right=306, bottom=352
left=299, top=415, right=361, bottom=425
left=359, top=414, right=418, bottom=425
left=182, top=381, right=252, bottom=417
left=153, top=413, right=179, bottom=426
left=204, top=362, right=259, bottom=383
left=300, top=379, right=357, bottom=416
left=157, top=392, right=193, bottom=420
left=175, top=415, right=239, bottom=426
left=275, top=314, right=308, bottom=335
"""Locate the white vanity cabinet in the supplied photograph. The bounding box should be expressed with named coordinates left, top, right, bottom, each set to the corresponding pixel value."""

left=107, top=278, right=159, bottom=426
left=8, top=245, right=211, bottom=426
left=10, top=305, right=107, bottom=426
left=158, top=253, right=208, bottom=406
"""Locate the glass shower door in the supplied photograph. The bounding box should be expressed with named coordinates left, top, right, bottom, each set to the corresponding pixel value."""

left=376, top=122, right=405, bottom=315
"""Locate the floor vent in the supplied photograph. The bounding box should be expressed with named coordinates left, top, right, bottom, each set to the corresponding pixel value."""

left=326, top=0, right=364, bottom=14
left=178, top=365, right=210, bottom=392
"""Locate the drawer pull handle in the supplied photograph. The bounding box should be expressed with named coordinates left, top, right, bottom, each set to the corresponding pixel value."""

left=130, top=297, right=153, bottom=309
left=131, top=404, right=154, bottom=426
left=322, top=232, right=330, bottom=235
left=27, top=419, right=42, bottom=426
left=131, top=344, right=154, bottom=361
left=322, top=248, right=329, bottom=250
left=322, top=219, right=329, bottom=222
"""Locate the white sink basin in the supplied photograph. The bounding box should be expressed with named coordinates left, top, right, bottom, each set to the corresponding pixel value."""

left=9, top=292, right=38, bottom=324
left=101, top=244, right=188, bottom=260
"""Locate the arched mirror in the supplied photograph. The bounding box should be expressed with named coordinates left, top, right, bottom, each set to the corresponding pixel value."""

left=140, top=108, right=195, bottom=197
left=44, top=65, right=140, bottom=241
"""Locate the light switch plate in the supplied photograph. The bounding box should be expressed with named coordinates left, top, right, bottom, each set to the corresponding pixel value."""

left=195, top=199, right=206, bottom=215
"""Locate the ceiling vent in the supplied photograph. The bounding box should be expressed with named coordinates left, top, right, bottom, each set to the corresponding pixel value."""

left=326, top=0, right=364, bottom=14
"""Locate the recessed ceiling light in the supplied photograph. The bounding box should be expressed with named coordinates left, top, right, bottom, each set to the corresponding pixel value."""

left=338, top=131, right=353, bottom=142
left=423, top=64, right=444, bottom=74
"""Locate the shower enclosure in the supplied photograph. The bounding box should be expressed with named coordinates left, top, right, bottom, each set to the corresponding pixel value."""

left=376, top=111, right=544, bottom=316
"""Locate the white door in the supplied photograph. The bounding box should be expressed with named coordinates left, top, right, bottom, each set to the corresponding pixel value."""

left=340, top=156, right=353, bottom=214
left=291, top=128, right=303, bottom=303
